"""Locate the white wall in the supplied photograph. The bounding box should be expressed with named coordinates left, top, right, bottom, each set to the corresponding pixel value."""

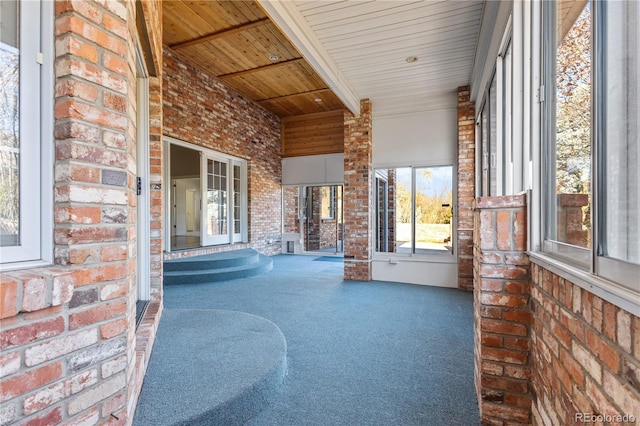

left=372, top=107, right=457, bottom=167
left=282, top=153, right=344, bottom=186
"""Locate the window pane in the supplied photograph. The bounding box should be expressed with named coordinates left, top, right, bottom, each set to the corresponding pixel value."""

left=502, top=40, right=512, bottom=194
left=548, top=0, right=592, bottom=249
left=601, top=0, right=639, bottom=265
left=394, top=167, right=412, bottom=253
left=206, top=159, right=227, bottom=236
left=489, top=75, right=497, bottom=195
left=414, top=166, right=453, bottom=254
left=481, top=104, right=489, bottom=196
left=374, top=168, right=412, bottom=253
left=320, top=186, right=333, bottom=219
left=0, top=0, right=20, bottom=247
left=234, top=165, right=240, bottom=234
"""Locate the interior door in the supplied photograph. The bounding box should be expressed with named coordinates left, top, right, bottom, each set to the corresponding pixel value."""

left=202, top=155, right=231, bottom=245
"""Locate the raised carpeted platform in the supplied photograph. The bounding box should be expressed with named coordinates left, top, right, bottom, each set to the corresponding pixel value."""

left=164, top=248, right=273, bottom=285
left=133, top=309, right=287, bottom=426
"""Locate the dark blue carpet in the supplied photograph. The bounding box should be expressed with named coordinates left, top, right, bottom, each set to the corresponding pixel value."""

left=151, top=254, right=480, bottom=425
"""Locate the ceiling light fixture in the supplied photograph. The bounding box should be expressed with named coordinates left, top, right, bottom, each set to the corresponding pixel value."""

left=314, top=98, right=322, bottom=103
left=405, top=56, right=418, bottom=63
left=269, top=55, right=279, bottom=61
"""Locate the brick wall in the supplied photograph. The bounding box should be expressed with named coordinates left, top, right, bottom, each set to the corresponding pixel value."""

left=474, top=195, right=532, bottom=424
left=473, top=195, right=640, bottom=425
left=162, top=48, right=282, bottom=256
left=343, top=100, right=373, bottom=280
left=283, top=186, right=299, bottom=234
left=0, top=0, right=163, bottom=424
left=530, top=265, right=640, bottom=425
left=458, top=86, right=475, bottom=291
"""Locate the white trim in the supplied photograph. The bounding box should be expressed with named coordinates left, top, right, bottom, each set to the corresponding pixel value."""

left=512, top=0, right=524, bottom=194
left=164, top=136, right=246, bottom=163
left=1, top=0, right=53, bottom=267
left=529, top=252, right=640, bottom=316
left=40, top=0, right=54, bottom=265
left=163, top=138, right=171, bottom=253
left=257, top=0, right=360, bottom=115
left=136, top=38, right=151, bottom=302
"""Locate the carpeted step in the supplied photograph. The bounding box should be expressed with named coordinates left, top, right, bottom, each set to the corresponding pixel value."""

left=164, top=248, right=260, bottom=272
left=164, top=254, right=273, bottom=285
left=133, top=309, right=287, bottom=426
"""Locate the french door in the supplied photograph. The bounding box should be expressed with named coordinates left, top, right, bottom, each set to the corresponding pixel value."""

left=201, top=154, right=245, bottom=246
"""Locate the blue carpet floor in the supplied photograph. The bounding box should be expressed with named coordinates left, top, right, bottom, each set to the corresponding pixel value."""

left=140, top=254, right=480, bottom=425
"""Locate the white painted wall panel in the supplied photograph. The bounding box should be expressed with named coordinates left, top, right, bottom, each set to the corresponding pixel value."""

left=372, top=259, right=458, bottom=288
left=372, top=108, right=457, bottom=167
left=282, top=153, right=344, bottom=186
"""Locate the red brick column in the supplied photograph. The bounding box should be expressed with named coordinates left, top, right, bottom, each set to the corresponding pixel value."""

left=474, top=195, right=532, bottom=424
left=556, top=193, right=589, bottom=247
left=458, top=86, right=475, bottom=291
left=343, top=99, right=372, bottom=281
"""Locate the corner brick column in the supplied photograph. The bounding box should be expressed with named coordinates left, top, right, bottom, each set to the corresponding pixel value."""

left=457, top=86, right=475, bottom=291
left=474, top=195, right=532, bottom=424
left=556, top=193, right=589, bottom=247
left=343, top=99, right=372, bottom=281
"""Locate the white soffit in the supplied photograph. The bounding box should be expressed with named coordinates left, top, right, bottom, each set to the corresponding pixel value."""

left=261, top=0, right=484, bottom=118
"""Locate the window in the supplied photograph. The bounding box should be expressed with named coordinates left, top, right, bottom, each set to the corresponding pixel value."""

left=542, top=0, right=639, bottom=296
left=477, top=23, right=515, bottom=197
left=1, top=0, right=52, bottom=267
left=375, top=165, right=453, bottom=255
left=477, top=73, right=499, bottom=197
left=320, top=186, right=335, bottom=219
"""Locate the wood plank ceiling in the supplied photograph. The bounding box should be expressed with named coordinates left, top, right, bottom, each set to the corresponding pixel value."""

left=163, top=1, right=485, bottom=119
left=162, top=0, right=346, bottom=118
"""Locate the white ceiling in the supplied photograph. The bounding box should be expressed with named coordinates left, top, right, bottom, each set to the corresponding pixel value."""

left=260, top=0, right=485, bottom=118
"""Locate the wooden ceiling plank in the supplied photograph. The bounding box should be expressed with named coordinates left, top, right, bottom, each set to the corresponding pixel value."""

left=256, top=87, right=331, bottom=103
left=218, top=57, right=305, bottom=79
left=170, top=17, right=271, bottom=50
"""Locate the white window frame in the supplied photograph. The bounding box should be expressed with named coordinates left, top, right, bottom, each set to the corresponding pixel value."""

left=373, top=164, right=456, bottom=260
left=1, top=0, right=53, bottom=269
left=532, top=0, right=640, bottom=316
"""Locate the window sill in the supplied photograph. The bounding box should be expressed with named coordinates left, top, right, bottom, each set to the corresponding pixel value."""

left=373, top=251, right=456, bottom=264
left=528, top=251, right=640, bottom=316
left=0, top=259, right=52, bottom=272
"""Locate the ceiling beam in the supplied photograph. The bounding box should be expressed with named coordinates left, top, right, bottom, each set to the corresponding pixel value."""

left=257, top=0, right=361, bottom=115
left=218, top=58, right=305, bottom=79
left=170, top=17, right=271, bottom=50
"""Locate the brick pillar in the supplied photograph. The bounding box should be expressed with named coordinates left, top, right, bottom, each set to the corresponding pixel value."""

left=556, top=193, right=589, bottom=247
left=457, top=86, right=475, bottom=291
left=474, top=195, right=532, bottom=424
left=344, top=99, right=372, bottom=280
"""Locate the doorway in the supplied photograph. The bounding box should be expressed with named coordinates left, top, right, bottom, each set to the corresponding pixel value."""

left=166, top=139, right=248, bottom=252
left=170, top=144, right=201, bottom=250
left=283, top=185, right=343, bottom=255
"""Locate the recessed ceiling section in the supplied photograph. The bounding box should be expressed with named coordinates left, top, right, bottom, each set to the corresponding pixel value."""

left=162, top=0, right=347, bottom=118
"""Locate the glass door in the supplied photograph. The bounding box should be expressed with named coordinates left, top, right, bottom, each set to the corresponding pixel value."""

left=202, top=156, right=230, bottom=246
